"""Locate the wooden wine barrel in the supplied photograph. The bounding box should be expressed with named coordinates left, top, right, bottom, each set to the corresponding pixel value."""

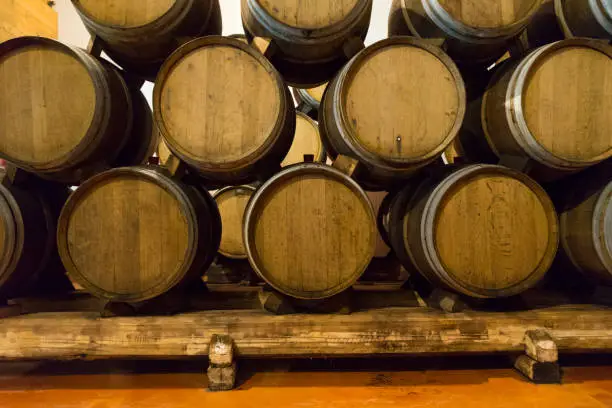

left=480, top=39, right=612, bottom=181
left=555, top=0, right=612, bottom=39
left=0, top=181, right=70, bottom=300
left=319, top=37, right=465, bottom=190
left=384, top=164, right=559, bottom=298
left=281, top=113, right=326, bottom=167
left=242, top=0, right=373, bottom=86
left=560, top=180, right=612, bottom=284
left=154, top=36, right=296, bottom=186
left=244, top=163, right=376, bottom=299
left=389, top=0, right=543, bottom=66
left=71, top=0, right=222, bottom=80
left=0, top=37, right=157, bottom=184
left=292, top=83, right=328, bottom=120
left=213, top=185, right=256, bottom=260
left=57, top=167, right=221, bottom=302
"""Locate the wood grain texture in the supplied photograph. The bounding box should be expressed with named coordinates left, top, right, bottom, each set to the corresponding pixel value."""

left=281, top=113, right=325, bottom=166
left=75, top=0, right=176, bottom=28
left=214, top=186, right=255, bottom=260
left=64, top=176, right=189, bottom=299
left=438, top=0, right=540, bottom=28
left=256, top=0, right=360, bottom=29
left=0, top=0, right=57, bottom=42
left=245, top=165, right=375, bottom=299
left=160, top=45, right=279, bottom=164
left=345, top=45, right=460, bottom=160
left=1, top=305, right=612, bottom=359
left=435, top=174, right=551, bottom=291
left=0, top=45, right=96, bottom=164
left=306, top=83, right=327, bottom=103
left=523, top=46, right=612, bottom=163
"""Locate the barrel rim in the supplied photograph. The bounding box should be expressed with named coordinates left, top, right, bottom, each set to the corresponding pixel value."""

left=0, top=184, right=23, bottom=289
left=0, top=37, right=111, bottom=173
left=296, top=87, right=322, bottom=110
left=213, top=185, right=257, bottom=260
left=333, top=37, right=466, bottom=167
left=507, top=39, right=612, bottom=169
left=421, top=164, right=559, bottom=298
left=57, top=166, right=199, bottom=302
left=70, top=0, right=200, bottom=36
left=591, top=0, right=612, bottom=35
left=416, top=0, right=543, bottom=43
left=554, top=0, right=575, bottom=38
left=243, top=0, right=373, bottom=42
left=593, top=181, right=612, bottom=273
left=153, top=36, right=290, bottom=174
left=243, top=163, right=376, bottom=300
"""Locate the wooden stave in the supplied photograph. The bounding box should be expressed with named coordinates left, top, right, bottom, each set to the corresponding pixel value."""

left=71, top=0, right=223, bottom=80
left=480, top=39, right=612, bottom=181
left=319, top=37, right=466, bottom=190
left=0, top=37, right=155, bottom=184
left=0, top=182, right=69, bottom=300
left=560, top=180, right=612, bottom=284
left=243, top=163, right=376, bottom=300
left=556, top=0, right=612, bottom=39
left=154, top=36, right=296, bottom=187
left=241, top=0, right=373, bottom=85
left=389, top=0, right=543, bottom=66
left=56, top=166, right=221, bottom=302
left=213, top=185, right=256, bottom=260
left=391, top=165, right=559, bottom=298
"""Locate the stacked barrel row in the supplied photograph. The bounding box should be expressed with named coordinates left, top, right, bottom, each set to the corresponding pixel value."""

left=0, top=0, right=608, bottom=306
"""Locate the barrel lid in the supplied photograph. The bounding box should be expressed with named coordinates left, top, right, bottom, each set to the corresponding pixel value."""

left=155, top=37, right=284, bottom=172
left=425, top=165, right=558, bottom=297
left=281, top=112, right=325, bottom=166
left=341, top=38, right=465, bottom=165
left=0, top=37, right=97, bottom=168
left=213, top=186, right=256, bottom=260
left=594, top=181, right=612, bottom=273
left=58, top=168, right=195, bottom=302
left=521, top=43, right=612, bottom=164
left=73, top=0, right=177, bottom=28
left=254, top=0, right=362, bottom=29
left=435, top=0, right=541, bottom=29
left=244, top=164, right=376, bottom=299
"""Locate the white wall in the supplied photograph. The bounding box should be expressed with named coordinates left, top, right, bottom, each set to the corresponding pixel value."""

left=56, top=1, right=393, bottom=104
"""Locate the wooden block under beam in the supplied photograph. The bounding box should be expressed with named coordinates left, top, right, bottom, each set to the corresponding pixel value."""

left=524, top=330, right=558, bottom=363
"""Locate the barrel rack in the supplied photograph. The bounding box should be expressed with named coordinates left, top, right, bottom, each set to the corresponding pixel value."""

left=1, top=271, right=612, bottom=391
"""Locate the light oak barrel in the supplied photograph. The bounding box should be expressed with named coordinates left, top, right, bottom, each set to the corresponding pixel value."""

left=281, top=112, right=326, bottom=167
left=480, top=39, right=612, bottom=181
left=154, top=36, right=296, bottom=187
left=0, top=37, right=156, bottom=184
left=243, top=163, right=376, bottom=300
left=0, top=181, right=70, bottom=300
left=292, top=82, right=328, bottom=120
left=319, top=37, right=466, bottom=190
left=71, top=0, right=222, bottom=80
left=57, top=167, right=221, bottom=302
left=384, top=164, right=559, bottom=298
left=389, top=0, right=543, bottom=66
left=213, top=185, right=256, bottom=260
left=560, top=179, right=612, bottom=284
left=555, top=0, right=612, bottom=39
left=241, top=0, right=373, bottom=86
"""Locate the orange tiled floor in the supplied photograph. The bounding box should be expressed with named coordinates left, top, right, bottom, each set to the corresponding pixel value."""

left=0, top=361, right=611, bottom=407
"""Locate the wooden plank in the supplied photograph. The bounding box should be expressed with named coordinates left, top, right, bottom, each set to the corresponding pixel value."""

left=0, top=305, right=612, bottom=360
left=0, top=0, right=57, bottom=42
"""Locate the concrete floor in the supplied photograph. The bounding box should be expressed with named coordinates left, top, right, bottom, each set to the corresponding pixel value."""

left=0, top=357, right=611, bottom=407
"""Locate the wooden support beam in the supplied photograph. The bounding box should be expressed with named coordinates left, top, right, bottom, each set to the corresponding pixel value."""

left=0, top=306, right=611, bottom=360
